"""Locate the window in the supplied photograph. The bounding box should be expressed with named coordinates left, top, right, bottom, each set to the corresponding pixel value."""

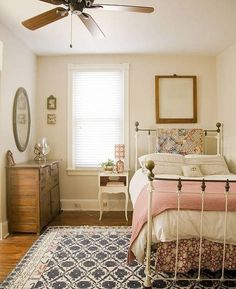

left=68, top=64, right=129, bottom=172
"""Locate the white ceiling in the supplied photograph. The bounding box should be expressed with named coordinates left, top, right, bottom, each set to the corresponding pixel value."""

left=0, top=0, right=236, bottom=56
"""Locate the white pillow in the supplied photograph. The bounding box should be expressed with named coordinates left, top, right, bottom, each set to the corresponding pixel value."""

left=153, top=163, right=183, bottom=175
left=184, top=154, right=226, bottom=163
left=138, top=153, right=184, bottom=175
left=138, top=152, right=184, bottom=166
left=182, top=165, right=203, bottom=177
left=184, top=154, right=230, bottom=175
left=200, top=164, right=230, bottom=175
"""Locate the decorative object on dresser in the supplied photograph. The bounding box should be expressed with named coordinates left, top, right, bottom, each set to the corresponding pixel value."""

left=34, top=137, right=50, bottom=161
left=47, top=95, right=56, bottom=110
left=155, top=75, right=197, bottom=124
left=114, top=144, right=125, bottom=173
left=13, top=87, right=31, bottom=152
left=6, top=150, right=15, bottom=166
left=6, top=160, right=60, bottom=234
left=98, top=171, right=129, bottom=221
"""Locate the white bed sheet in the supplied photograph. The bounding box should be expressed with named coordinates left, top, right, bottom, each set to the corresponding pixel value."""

left=129, top=169, right=236, bottom=262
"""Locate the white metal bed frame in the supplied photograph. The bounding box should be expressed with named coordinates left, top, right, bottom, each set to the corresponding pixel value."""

left=134, top=121, right=236, bottom=288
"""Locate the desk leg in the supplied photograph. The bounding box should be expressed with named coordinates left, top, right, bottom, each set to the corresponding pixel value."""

left=98, top=189, right=103, bottom=221
left=125, top=188, right=128, bottom=221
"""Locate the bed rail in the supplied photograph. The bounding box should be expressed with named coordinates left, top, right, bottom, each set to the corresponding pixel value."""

left=143, top=160, right=236, bottom=288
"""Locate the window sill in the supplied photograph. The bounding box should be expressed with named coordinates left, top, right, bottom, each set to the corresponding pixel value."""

left=66, top=167, right=130, bottom=176
left=66, top=167, right=102, bottom=176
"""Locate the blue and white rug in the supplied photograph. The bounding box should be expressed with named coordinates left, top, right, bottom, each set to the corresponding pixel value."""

left=1, top=226, right=236, bottom=289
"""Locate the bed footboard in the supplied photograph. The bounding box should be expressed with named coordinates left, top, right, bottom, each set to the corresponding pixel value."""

left=143, top=160, right=236, bottom=288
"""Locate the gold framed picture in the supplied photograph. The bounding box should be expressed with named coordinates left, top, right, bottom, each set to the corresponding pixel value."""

left=47, top=95, right=57, bottom=110
left=155, top=75, right=197, bottom=124
left=47, top=114, right=56, bottom=124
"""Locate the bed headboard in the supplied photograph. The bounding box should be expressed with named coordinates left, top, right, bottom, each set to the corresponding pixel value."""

left=134, top=122, right=222, bottom=171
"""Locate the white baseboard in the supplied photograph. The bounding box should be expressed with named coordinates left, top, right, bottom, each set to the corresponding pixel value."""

left=0, top=221, right=9, bottom=240
left=61, top=198, right=133, bottom=211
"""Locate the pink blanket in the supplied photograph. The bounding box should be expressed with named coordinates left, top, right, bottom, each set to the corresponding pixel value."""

left=128, top=179, right=236, bottom=262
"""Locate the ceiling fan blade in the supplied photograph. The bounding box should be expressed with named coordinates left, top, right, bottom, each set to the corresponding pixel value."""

left=91, top=4, right=154, bottom=13
left=22, top=7, right=68, bottom=30
left=39, top=0, right=67, bottom=5
left=78, top=13, right=105, bottom=38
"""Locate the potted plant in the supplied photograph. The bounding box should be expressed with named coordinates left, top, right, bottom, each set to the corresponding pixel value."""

left=100, top=158, right=115, bottom=171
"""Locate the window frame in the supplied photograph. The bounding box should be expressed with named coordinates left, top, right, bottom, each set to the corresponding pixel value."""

left=67, top=63, right=129, bottom=175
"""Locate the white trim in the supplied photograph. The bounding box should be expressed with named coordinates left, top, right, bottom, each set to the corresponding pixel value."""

left=67, top=66, right=74, bottom=168
left=0, top=221, right=9, bottom=240
left=124, top=63, right=130, bottom=170
left=66, top=168, right=101, bottom=176
left=66, top=167, right=131, bottom=176
left=61, top=198, right=133, bottom=211
left=68, top=63, right=129, bottom=72
left=0, top=41, right=3, bottom=71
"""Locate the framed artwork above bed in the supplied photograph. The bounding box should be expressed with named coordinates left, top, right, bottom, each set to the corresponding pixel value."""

left=155, top=75, right=197, bottom=124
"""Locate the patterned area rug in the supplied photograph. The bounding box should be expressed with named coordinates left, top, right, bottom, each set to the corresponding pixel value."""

left=1, top=226, right=236, bottom=289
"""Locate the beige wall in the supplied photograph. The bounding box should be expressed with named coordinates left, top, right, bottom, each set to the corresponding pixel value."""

left=36, top=54, right=217, bottom=211
left=216, top=41, right=236, bottom=173
left=0, top=23, right=36, bottom=238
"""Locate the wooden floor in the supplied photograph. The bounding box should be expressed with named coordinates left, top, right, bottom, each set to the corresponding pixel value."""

left=0, top=211, right=132, bottom=282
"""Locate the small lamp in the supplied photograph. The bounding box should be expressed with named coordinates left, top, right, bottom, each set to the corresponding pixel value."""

left=114, top=144, right=125, bottom=173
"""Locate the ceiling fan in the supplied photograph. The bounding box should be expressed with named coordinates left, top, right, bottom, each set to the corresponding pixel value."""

left=22, top=0, right=154, bottom=38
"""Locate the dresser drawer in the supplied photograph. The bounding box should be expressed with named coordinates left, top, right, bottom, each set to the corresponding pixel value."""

left=11, top=207, right=37, bottom=223
left=40, top=166, right=52, bottom=192
left=8, top=169, right=39, bottom=196
left=51, top=163, right=59, bottom=187
left=40, top=189, right=51, bottom=229
left=9, top=195, right=37, bottom=207
left=40, top=164, right=59, bottom=192
left=10, top=223, right=38, bottom=233
left=51, top=185, right=60, bottom=218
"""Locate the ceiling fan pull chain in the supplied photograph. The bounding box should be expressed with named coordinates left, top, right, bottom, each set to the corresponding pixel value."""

left=70, top=13, right=73, bottom=48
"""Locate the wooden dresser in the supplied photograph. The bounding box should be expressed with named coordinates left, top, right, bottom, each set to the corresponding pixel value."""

left=7, top=160, right=60, bottom=234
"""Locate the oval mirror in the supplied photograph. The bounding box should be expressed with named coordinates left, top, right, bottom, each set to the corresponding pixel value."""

left=13, top=87, right=31, bottom=152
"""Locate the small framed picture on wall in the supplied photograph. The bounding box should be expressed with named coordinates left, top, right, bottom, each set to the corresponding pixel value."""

left=47, top=95, right=57, bottom=110
left=47, top=114, right=56, bottom=124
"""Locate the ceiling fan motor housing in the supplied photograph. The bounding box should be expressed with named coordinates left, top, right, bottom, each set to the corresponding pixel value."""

left=69, top=0, right=94, bottom=14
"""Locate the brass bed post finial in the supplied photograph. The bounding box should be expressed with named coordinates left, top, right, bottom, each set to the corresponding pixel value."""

left=135, top=121, right=139, bottom=132
left=145, top=160, right=155, bottom=181
left=216, top=122, right=221, bottom=133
